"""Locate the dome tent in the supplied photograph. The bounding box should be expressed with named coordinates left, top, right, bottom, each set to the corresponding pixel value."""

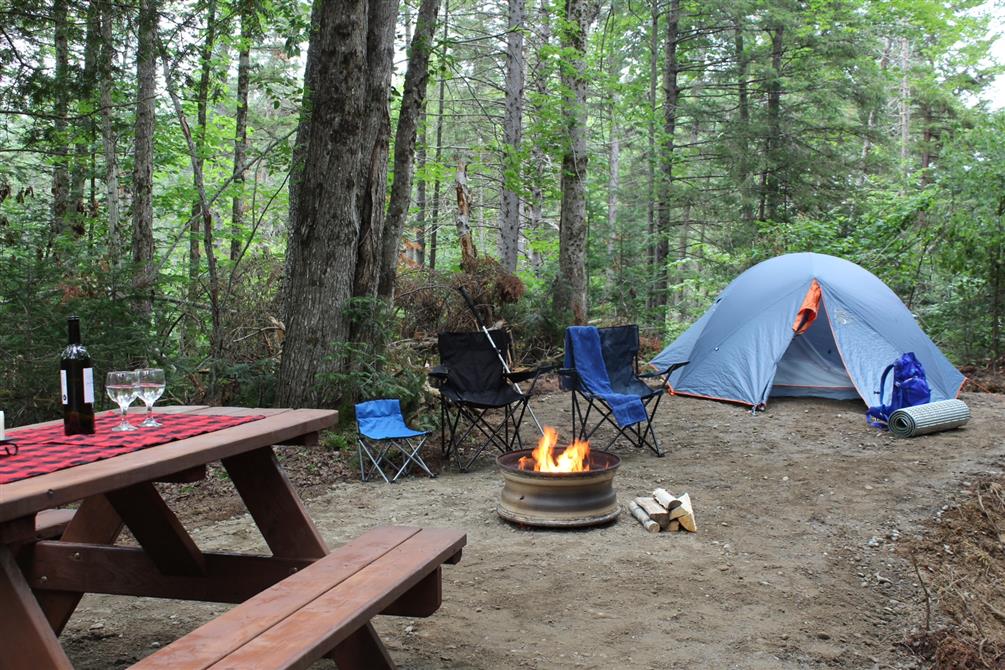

left=650, top=252, right=966, bottom=408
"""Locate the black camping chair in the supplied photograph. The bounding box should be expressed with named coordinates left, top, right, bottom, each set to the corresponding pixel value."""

left=559, top=325, right=688, bottom=455
left=429, top=330, right=549, bottom=471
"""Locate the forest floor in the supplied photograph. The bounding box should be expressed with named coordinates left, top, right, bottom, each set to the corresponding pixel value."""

left=61, top=389, right=1005, bottom=670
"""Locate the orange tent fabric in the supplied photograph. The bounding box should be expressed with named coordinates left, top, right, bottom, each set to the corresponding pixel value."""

left=792, top=280, right=821, bottom=334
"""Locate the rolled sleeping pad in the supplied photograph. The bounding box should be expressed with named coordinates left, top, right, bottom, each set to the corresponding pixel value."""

left=888, top=399, right=971, bottom=438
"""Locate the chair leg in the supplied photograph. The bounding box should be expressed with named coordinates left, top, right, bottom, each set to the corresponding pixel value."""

left=358, top=439, right=393, bottom=484
left=639, top=394, right=665, bottom=456
left=392, top=437, right=436, bottom=481
left=572, top=392, right=666, bottom=456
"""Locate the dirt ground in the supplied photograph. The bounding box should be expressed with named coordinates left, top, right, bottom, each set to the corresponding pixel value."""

left=62, top=390, right=1005, bottom=669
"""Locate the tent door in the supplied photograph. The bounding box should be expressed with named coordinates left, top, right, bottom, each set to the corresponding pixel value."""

left=770, top=296, right=858, bottom=400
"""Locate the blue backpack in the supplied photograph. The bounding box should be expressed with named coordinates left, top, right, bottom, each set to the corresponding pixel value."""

left=866, top=352, right=931, bottom=429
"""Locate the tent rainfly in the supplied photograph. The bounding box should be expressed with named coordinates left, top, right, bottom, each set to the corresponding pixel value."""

left=650, top=252, right=966, bottom=408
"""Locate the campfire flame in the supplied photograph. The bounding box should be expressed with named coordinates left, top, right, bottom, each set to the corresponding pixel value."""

left=517, top=427, right=590, bottom=473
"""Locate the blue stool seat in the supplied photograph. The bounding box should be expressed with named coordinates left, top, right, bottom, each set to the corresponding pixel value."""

left=355, top=399, right=435, bottom=483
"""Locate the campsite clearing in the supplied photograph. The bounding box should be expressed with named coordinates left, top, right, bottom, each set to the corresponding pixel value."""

left=62, top=391, right=1005, bottom=669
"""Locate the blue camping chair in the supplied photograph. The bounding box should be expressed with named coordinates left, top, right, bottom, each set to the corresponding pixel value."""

left=355, top=399, right=435, bottom=483
left=559, top=325, right=688, bottom=455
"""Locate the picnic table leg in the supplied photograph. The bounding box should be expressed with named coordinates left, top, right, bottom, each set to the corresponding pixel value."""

left=0, top=546, right=74, bottom=670
left=35, top=494, right=123, bottom=634
left=222, top=446, right=328, bottom=559
left=327, top=622, right=396, bottom=670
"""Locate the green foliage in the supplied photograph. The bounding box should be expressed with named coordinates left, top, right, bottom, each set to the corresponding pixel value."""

left=316, top=297, right=429, bottom=424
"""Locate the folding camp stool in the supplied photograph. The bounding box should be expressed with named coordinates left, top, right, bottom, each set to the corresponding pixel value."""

left=355, top=399, right=435, bottom=483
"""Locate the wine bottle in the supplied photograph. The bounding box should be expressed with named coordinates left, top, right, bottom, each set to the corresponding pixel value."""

left=61, top=316, right=95, bottom=435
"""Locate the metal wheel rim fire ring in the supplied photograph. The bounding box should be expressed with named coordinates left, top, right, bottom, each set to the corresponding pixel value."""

left=496, top=450, right=622, bottom=528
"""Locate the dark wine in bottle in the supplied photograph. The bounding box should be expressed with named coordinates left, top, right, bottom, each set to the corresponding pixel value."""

left=61, top=316, right=95, bottom=435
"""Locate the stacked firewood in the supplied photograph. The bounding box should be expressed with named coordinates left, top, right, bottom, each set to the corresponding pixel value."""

left=627, top=488, right=696, bottom=533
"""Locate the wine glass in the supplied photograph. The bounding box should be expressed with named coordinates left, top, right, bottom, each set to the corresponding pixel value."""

left=135, top=368, right=165, bottom=428
left=106, top=371, right=139, bottom=432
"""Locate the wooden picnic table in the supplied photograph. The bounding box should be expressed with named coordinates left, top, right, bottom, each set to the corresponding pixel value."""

left=0, top=405, right=338, bottom=668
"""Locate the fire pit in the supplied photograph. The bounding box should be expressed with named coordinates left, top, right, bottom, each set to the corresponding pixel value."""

left=496, top=428, right=621, bottom=528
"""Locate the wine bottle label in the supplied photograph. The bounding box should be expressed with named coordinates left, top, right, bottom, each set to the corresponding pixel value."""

left=61, top=370, right=68, bottom=404
left=83, top=368, right=94, bottom=404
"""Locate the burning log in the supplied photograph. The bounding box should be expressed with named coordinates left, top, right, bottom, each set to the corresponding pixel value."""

left=627, top=500, right=660, bottom=533
left=633, top=497, right=669, bottom=530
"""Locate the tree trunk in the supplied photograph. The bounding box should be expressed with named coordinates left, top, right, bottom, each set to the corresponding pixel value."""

left=763, top=22, right=784, bottom=222
left=428, top=0, right=450, bottom=271
left=231, top=0, right=253, bottom=262
left=654, top=0, right=680, bottom=313
left=131, top=0, right=158, bottom=313
left=159, top=38, right=222, bottom=393
left=98, top=0, right=120, bottom=255
left=454, top=158, right=477, bottom=271
left=498, top=0, right=525, bottom=273
left=414, top=106, right=427, bottom=266
left=378, top=0, right=441, bottom=298
left=899, top=37, right=911, bottom=177
left=861, top=38, right=892, bottom=169
left=553, top=0, right=593, bottom=325
left=676, top=114, right=699, bottom=311
left=51, top=0, right=72, bottom=239
left=734, top=17, right=753, bottom=232
left=605, top=124, right=620, bottom=300
left=645, top=0, right=658, bottom=310
left=70, top=2, right=100, bottom=238
left=350, top=0, right=397, bottom=309
left=186, top=0, right=216, bottom=354
left=526, top=0, right=551, bottom=276
left=278, top=0, right=400, bottom=407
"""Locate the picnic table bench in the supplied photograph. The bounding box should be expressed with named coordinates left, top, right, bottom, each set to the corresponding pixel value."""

left=131, top=526, right=465, bottom=670
left=0, top=406, right=466, bottom=670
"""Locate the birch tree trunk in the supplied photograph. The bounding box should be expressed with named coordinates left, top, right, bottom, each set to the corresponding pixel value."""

left=498, top=0, right=525, bottom=273
left=553, top=0, right=593, bottom=325
left=428, top=0, right=450, bottom=271
left=98, top=0, right=120, bottom=255
left=131, top=0, right=158, bottom=313
left=454, top=157, right=477, bottom=271
left=279, top=0, right=400, bottom=407
left=230, top=0, right=254, bottom=262
left=414, top=106, right=427, bottom=266
left=378, top=0, right=441, bottom=298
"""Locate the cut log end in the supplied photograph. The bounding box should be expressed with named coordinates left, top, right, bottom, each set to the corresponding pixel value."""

left=633, top=497, right=669, bottom=530
left=653, top=488, right=683, bottom=512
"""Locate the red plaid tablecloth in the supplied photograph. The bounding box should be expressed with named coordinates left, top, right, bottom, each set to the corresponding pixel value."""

left=0, top=413, right=265, bottom=485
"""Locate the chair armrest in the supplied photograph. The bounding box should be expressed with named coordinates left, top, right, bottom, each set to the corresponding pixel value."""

left=505, top=363, right=557, bottom=384
left=427, top=366, right=449, bottom=384
left=639, top=361, right=689, bottom=379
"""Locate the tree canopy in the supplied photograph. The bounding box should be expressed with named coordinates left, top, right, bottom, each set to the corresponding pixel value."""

left=0, top=0, right=1002, bottom=419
